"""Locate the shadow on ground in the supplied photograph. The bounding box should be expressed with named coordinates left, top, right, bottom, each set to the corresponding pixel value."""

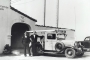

left=0, top=49, right=90, bottom=59
left=42, top=52, right=90, bottom=59
left=43, top=53, right=65, bottom=57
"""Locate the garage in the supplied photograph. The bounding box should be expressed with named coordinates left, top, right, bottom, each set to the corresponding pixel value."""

left=11, top=23, right=30, bottom=49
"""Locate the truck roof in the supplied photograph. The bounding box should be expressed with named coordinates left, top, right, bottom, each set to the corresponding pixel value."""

left=26, top=29, right=69, bottom=33
left=26, top=30, right=55, bottom=33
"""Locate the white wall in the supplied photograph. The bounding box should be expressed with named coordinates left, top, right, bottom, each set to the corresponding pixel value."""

left=0, top=0, right=10, bottom=53
left=0, top=0, right=36, bottom=53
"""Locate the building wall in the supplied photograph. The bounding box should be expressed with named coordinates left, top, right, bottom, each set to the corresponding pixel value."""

left=35, top=26, right=75, bottom=40
left=35, top=26, right=56, bottom=30
left=0, top=0, right=10, bottom=53
left=0, top=0, right=36, bottom=53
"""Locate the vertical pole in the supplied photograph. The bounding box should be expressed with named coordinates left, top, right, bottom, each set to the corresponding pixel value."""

left=74, top=6, right=76, bottom=40
left=57, top=0, right=59, bottom=29
left=44, top=0, right=46, bottom=26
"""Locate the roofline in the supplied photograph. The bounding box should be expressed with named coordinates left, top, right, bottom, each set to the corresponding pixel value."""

left=35, top=24, right=75, bottom=31
left=10, top=6, right=37, bottom=22
left=35, top=24, right=58, bottom=28
left=26, top=30, right=55, bottom=33
left=26, top=29, right=75, bottom=33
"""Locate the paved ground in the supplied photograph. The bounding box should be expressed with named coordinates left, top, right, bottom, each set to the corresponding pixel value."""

left=0, top=52, right=90, bottom=60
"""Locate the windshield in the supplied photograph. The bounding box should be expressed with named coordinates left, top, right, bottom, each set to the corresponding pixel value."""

left=57, top=34, right=66, bottom=40
left=47, top=33, right=56, bottom=39
left=84, top=37, right=90, bottom=41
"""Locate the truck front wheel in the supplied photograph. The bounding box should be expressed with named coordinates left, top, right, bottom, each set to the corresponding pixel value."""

left=75, top=46, right=84, bottom=57
left=65, top=48, right=76, bottom=58
left=76, top=51, right=84, bottom=57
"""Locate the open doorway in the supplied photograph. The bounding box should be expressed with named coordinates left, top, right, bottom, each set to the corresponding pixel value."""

left=11, top=23, right=30, bottom=49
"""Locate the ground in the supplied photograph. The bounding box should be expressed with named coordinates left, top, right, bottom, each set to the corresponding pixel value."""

left=0, top=52, right=90, bottom=60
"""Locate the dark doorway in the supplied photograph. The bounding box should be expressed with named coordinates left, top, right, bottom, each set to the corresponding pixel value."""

left=11, top=23, right=30, bottom=49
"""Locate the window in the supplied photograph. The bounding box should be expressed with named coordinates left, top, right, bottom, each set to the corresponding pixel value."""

left=47, top=33, right=56, bottom=39
left=57, top=34, right=65, bottom=40
left=85, top=37, right=90, bottom=41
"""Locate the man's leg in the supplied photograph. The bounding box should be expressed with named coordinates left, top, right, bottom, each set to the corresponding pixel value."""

left=32, top=44, right=36, bottom=56
left=30, top=45, right=33, bottom=56
left=24, top=46, right=27, bottom=56
left=33, top=43, right=37, bottom=56
left=27, top=44, right=31, bottom=56
left=35, top=44, right=38, bottom=56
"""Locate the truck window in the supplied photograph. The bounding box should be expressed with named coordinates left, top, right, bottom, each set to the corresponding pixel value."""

left=47, top=33, right=56, bottom=39
left=57, top=34, right=65, bottom=40
left=85, top=37, right=90, bottom=41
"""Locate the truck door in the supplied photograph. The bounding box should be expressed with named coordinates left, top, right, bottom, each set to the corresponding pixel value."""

left=51, top=33, right=57, bottom=50
left=45, top=32, right=56, bottom=50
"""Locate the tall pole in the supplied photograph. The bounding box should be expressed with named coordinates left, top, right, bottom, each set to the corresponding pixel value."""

left=44, top=0, right=46, bottom=26
left=57, top=0, right=59, bottom=29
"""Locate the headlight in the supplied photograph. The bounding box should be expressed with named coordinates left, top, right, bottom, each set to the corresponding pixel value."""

left=74, top=42, right=78, bottom=46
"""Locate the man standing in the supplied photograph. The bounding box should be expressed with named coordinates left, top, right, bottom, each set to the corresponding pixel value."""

left=22, top=32, right=31, bottom=57
left=30, top=31, right=42, bottom=56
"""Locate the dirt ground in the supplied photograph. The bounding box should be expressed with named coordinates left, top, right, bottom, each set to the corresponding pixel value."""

left=0, top=51, right=90, bottom=60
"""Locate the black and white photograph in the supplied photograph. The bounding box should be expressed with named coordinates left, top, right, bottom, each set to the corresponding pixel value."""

left=0, top=0, right=90, bottom=60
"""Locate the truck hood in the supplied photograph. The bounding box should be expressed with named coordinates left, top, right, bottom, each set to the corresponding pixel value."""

left=59, top=40, right=76, bottom=47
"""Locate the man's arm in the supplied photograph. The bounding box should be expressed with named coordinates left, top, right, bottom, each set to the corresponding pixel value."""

left=29, top=35, right=33, bottom=42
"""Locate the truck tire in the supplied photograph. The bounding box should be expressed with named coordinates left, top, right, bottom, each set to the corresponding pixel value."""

left=55, top=42, right=65, bottom=52
left=65, top=48, right=76, bottom=58
left=76, top=46, right=84, bottom=57
left=76, top=51, right=84, bottom=57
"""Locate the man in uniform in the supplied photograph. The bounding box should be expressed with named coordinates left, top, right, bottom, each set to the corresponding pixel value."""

left=30, top=31, right=43, bottom=56
left=22, top=32, right=31, bottom=57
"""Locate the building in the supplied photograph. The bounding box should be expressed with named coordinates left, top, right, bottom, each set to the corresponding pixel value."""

left=0, top=0, right=75, bottom=53
left=0, top=0, right=37, bottom=53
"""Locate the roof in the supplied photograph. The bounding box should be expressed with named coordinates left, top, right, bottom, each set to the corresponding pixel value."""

left=26, top=29, right=74, bottom=33
left=36, top=24, right=58, bottom=28
left=35, top=24, right=75, bottom=31
left=26, top=30, right=55, bottom=33
left=10, top=6, right=37, bottom=22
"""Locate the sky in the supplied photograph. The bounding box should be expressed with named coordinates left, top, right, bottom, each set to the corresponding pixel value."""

left=11, top=0, right=90, bottom=40
left=11, top=0, right=75, bottom=29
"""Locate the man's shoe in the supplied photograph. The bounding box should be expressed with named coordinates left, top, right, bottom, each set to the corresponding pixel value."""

left=31, top=55, right=33, bottom=57
left=24, top=55, right=27, bottom=57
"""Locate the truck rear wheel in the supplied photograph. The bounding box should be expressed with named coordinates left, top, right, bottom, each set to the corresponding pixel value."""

left=65, top=48, right=76, bottom=58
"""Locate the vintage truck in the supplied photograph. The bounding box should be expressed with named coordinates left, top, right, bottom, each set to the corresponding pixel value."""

left=26, top=29, right=85, bottom=58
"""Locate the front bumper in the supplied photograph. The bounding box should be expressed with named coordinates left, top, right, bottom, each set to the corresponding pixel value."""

left=83, top=48, right=90, bottom=52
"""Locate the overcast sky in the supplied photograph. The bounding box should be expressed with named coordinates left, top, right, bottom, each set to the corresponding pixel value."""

left=11, top=0, right=90, bottom=40
left=11, top=0, right=75, bottom=29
